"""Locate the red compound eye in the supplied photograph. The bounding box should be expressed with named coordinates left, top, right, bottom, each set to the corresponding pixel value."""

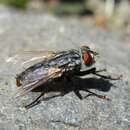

left=83, top=52, right=94, bottom=66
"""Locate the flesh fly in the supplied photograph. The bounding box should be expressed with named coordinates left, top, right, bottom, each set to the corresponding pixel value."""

left=7, top=45, right=121, bottom=108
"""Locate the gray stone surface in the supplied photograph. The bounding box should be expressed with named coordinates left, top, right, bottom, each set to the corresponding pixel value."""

left=0, top=6, right=130, bottom=130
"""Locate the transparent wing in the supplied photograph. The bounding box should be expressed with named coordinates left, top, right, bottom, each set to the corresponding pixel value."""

left=16, top=68, right=64, bottom=97
left=6, top=50, right=56, bottom=66
left=5, top=50, right=56, bottom=75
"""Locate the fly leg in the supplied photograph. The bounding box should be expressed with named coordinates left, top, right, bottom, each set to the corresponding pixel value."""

left=77, top=67, right=121, bottom=80
left=84, top=89, right=110, bottom=100
left=25, top=92, right=44, bottom=109
left=60, top=74, right=83, bottom=100
left=76, top=67, right=96, bottom=76
left=93, top=68, right=122, bottom=80
left=93, top=71, right=122, bottom=80
left=65, top=75, right=83, bottom=100
left=59, top=75, right=72, bottom=96
left=74, top=90, right=83, bottom=100
left=75, top=68, right=121, bottom=101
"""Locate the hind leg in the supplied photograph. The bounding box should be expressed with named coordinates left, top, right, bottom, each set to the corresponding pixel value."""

left=25, top=92, right=45, bottom=109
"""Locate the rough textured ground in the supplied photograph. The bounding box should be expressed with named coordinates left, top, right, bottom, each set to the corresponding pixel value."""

left=0, top=6, right=130, bottom=130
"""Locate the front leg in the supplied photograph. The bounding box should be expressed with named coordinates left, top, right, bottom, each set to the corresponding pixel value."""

left=75, top=67, right=96, bottom=76
left=93, top=68, right=122, bottom=80
left=76, top=67, right=121, bottom=80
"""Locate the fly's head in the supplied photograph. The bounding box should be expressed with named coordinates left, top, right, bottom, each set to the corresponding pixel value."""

left=80, top=45, right=99, bottom=67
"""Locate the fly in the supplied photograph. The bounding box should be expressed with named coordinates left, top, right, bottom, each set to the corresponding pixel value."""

left=7, top=45, right=121, bottom=108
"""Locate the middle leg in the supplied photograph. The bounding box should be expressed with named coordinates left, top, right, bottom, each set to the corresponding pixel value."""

left=84, top=89, right=110, bottom=100
left=64, top=75, right=83, bottom=100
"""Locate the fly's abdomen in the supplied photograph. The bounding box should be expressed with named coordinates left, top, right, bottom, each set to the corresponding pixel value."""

left=16, top=64, right=49, bottom=86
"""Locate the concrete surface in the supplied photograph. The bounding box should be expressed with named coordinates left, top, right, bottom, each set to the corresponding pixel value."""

left=0, top=6, right=130, bottom=130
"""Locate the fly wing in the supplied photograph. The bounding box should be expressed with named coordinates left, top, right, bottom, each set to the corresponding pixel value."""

left=6, top=50, right=56, bottom=66
left=16, top=67, right=65, bottom=97
left=5, top=50, right=56, bottom=76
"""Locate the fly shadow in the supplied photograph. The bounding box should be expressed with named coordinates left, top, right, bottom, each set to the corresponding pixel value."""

left=25, top=76, right=116, bottom=109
